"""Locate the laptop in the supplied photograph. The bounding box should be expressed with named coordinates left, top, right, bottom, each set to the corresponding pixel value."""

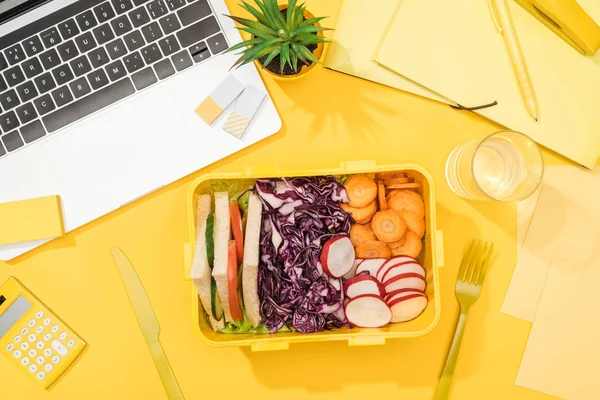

left=0, top=0, right=282, bottom=261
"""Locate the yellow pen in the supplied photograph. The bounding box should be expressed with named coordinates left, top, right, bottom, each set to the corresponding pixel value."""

left=490, top=0, right=539, bottom=121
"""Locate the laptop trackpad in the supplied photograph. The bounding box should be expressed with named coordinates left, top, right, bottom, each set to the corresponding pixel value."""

left=42, top=88, right=201, bottom=228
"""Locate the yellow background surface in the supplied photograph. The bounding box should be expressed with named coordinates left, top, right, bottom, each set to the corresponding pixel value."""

left=0, top=1, right=566, bottom=399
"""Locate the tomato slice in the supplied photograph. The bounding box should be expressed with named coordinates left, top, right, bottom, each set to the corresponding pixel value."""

left=227, top=242, right=243, bottom=321
left=230, top=202, right=244, bottom=262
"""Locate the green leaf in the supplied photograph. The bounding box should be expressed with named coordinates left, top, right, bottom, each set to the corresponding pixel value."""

left=262, top=47, right=281, bottom=68
left=290, top=49, right=298, bottom=72
left=286, top=0, right=297, bottom=28
left=298, top=44, right=321, bottom=64
left=238, top=46, right=275, bottom=68
left=280, top=42, right=290, bottom=75
left=237, top=27, right=277, bottom=40
left=297, top=37, right=328, bottom=46
left=224, top=37, right=263, bottom=53
left=299, top=16, right=327, bottom=27
left=294, top=4, right=305, bottom=28
left=253, top=0, right=275, bottom=26
left=261, top=0, right=285, bottom=30
left=293, top=25, right=332, bottom=36
left=240, top=1, right=272, bottom=27
left=225, top=15, right=277, bottom=35
left=291, top=43, right=307, bottom=63
left=241, top=38, right=282, bottom=59
left=205, top=213, right=215, bottom=266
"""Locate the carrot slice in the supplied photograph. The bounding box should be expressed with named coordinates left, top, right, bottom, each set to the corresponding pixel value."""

left=386, top=183, right=421, bottom=190
left=388, top=190, right=425, bottom=218
left=230, top=202, right=244, bottom=262
left=389, top=232, right=423, bottom=258
left=341, top=200, right=377, bottom=224
left=344, top=174, right=378, bottom=208
left=371, top=210, right=407, bottom=243
left=377, top=181, right=388, bottom=211
left=397, top=210, right=425, bottom=238
left=375, top=171, right=408, bottom=180
left=383, top=178, right=410, bottom=185
left=356, top=240, right=392, bottom=259
left=227, top=242, right=243, bottom=322
left=350, top=224, right=377, bottom=247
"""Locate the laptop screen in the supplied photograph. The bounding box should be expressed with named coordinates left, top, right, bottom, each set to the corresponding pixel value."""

left=0, top=0, right=52, bottom=25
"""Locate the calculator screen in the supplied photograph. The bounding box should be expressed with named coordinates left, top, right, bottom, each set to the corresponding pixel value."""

left=0, top=296, right=31, bottom=339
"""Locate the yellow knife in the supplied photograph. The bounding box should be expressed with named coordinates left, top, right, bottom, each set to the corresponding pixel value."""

left=110, top=247, right=185, bottom=400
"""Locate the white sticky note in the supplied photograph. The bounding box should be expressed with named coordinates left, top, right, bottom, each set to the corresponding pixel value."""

left=223, top=85, right=265, bottom=138
left=195, top=75, right=245, bottom=124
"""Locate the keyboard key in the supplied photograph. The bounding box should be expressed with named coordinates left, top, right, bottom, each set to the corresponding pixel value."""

left=141, top=22, right=163, bottom=43
left=57, top=40, right=79, bottom=63
left=93, top=24, right=115, bottom=46
left=76, top=10, right=98, bottom=32
left=171, top=49, right=192, bottom=71
left=0, top=142, right=5, bottom=157
left=158, top=35, right=180, bottom=56
left=178, top=1, right=211, bottom=26
left=141, top=43, right=162, bottom=64
left=34, top=94, right=55, bottom=116
left=130, top=7, right=151, bottom=28
left=158, top=14, right=181, bottom=35
left=16, top=81, right=38, bottom=102
left=58, top=19, right=80, bottom=40
left=0, top=76, right=7, bottom=92
left=154, top=58, right=174, bottom=79
left=206, top=33, right=227, bottom=54
left=44, top=78, right=135, bottom=132
left=15, top=103, right=37, bottom=124
left=52, top=64, right=74, bottom=86
left=123, top=51, right=144, bottom=73
left=0, top=89, right=20, bottom=110
left=134, top=0, right=151, bottom=5
left=111, top=15, right=133, bottom=36
left=40, top=28, right=62, bottom=48
left=4, top=65, right=25, bottom=86
left=105, top=60, right=127, bottom=81
left=75, top=33, right=97, bottom=54
left=94, top=2, right=116, bottom=23
left=39, top=49, right=61, bottom=70
left=112, top=0, right=134, bottom=14
left=147, top=0, right=168, bottom=19
left=4, top=44, right=25, bottom=65
left=124, top=30, right=145, bottom=51
left=165, top=0, right=186, bottom=11
left=2, top=131, right=23, bottom=152
left=69, top=77, right=91, bottom=98
left=189, top=41, right=209, bottom=63
left=88, top=69, right=109, bottom=90
left=0, top=54, right=7, bottom=71
left=89, top=47, right=110, bottom=68
left=20, top=120, right=45, bottom=143
left=22, top=36, right=43, bottom=57
left=132, top=67, right=156, bottom=90
left=52, top=86, right=74, bottom=107
left=22, top=58, right=43, bottom=79
left=177, top=16, right=219, bottom=48
left=106, top=38, right=127, bottom=60
left=0, top=111, right=20, bottom=132
left=34, top=72, right=56, bottom=94
left=70, top=56, right=92, bottom=77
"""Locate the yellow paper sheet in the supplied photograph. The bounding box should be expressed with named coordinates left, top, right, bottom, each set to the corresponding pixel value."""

left=324, top=0, right=452, bottom=104
left=0, top=195, right=64, bottom=245
left=376, top=0, right=600, bottom=168
left=516, top=258, right=600, bottom=399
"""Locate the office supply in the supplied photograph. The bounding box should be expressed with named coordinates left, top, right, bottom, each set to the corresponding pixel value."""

left=195, top=74, right=244, bottom=124
left=0, top=277, right=86, bottom=388
left=0, top=195, right=63, bottom=245
left=433, top=241, right=493, bottom=400
left=514, top=0, right=600, bottom=55
left=0, top=0, right=282, bottom=261
left=376, top=0, right=600, bottom=168
left=323, top=0, right=452, bottom=105
left=490, top=0, right=539, bottom=121
left=223, top=85, right=265, bottom=138
left=516, top=258, right=600, bottom=399
left=111, top=247, right=184, bottom=400
left=446, top=130, right=543, bottom=202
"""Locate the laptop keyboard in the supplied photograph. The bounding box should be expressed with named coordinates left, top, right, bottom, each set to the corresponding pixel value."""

left=0, top=0, right=228, bottom=157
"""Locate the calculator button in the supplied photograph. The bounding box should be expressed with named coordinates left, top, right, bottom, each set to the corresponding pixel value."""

left=14, top=335, right=21, bottom=343
left=28, top=334, right=36, bottom=342
left=36, top=326, right=43, bottom=334
left=21, top=357, right=29, bottom=365
left=44, top=348, right=52, bottom=357
left=13, top=350, right=21, bottom=358
left=36, top=311, right=44, bottom=319
left=29, top=349, right=37, bottom=357
left=51, top=340, right=68, bottom=357
left=51, top=355, right=60, bottom=364
left=21, top=342, right=29, bottom=350
left=21, top=327, right=28, bottom=335
left=36, top=356, right=45, bottom=365
left=43, top=318, right=51, bottom=326
left=36, top=341, right=44, bottom=349
left=29, top=364, right=37, bottom=373
left=28, top=319, right=36, bottom=327
left=44, top=333, right=52, bottom=341
left=59, top=332, right=67, bottom=341
left=52, top=325, right=59, bottom=333
left=44, top=363, right=53, bottom=372
left=37, top=371, right=45, bottom=380
left=67, top=339, right=75, bottom=348
left=6, top=343, right=14, bottom=351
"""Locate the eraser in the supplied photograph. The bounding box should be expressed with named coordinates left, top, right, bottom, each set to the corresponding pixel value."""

left=0, top=195, right=64, bottom=246
left=195, top=74, right=245, bottom=124
left=223, top=85, right=266, bottom=138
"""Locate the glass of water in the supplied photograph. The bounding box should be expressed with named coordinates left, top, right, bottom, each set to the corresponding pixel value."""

left=445, top=130, right=544, bottom=202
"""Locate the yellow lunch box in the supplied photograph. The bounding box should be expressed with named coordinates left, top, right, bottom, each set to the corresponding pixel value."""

left=183, top=160, right=444, bottom=351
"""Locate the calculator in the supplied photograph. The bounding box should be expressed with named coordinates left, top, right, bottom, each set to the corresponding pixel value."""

left=0, top=277, right=86, bottom=388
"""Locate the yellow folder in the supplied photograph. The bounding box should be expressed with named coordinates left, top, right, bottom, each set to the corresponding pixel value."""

left=376, top=0, right=600, bottom=168
left=0, top=195, right=64, bottom=246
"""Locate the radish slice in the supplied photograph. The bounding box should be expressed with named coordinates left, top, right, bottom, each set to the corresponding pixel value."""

left=388, top=293, right=427, bottom=323
left=376, top=256, right=417, bottom=282
left=345, top=294, right=392, bottom=327
left=355, top=258, right=386, bottom=276
left=385, top=289, right=423, bottom=303
left=344, top=274, right=386, bottom=299
left=320, top=236, right=356, bottom=278
left=343, top=259, right=363, bottom=280
left=381, top=262, right=425, bottom=283
left=384, top=273, right=426, bottom=293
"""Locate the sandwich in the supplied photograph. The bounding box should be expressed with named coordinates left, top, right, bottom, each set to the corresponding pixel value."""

left=242, top=192, right=263, bottom=327
left=211, top=191, right=233, bottom=322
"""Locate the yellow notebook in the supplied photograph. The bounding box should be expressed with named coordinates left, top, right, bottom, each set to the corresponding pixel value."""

left=323, top=0, right=452, bottom=105
left=376, top=0, right=600, bottom=168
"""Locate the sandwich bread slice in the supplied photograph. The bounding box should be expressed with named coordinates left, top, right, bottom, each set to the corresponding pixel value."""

left=242, top=193, right=263, bottom=326
left=212, top=191, right=233, bottom=322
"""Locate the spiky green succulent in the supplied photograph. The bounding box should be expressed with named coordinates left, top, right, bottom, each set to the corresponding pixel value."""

left=224, top=0, right=330, bottom=74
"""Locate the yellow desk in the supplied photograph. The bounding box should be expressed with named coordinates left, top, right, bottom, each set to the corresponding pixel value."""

left=0, top=1, right=564, bottom=399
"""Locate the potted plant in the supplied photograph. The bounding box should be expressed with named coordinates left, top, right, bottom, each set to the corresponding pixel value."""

left=224, top=0, right=330, bottom=80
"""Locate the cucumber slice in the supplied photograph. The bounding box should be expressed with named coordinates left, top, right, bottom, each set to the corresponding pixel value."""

left=206, top=213, right=215, bottom=267
left=211, top=277, right=224, bottom=321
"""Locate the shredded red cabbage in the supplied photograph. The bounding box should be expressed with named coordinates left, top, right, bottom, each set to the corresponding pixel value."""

left=255, top=177, right=354, bottom=333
